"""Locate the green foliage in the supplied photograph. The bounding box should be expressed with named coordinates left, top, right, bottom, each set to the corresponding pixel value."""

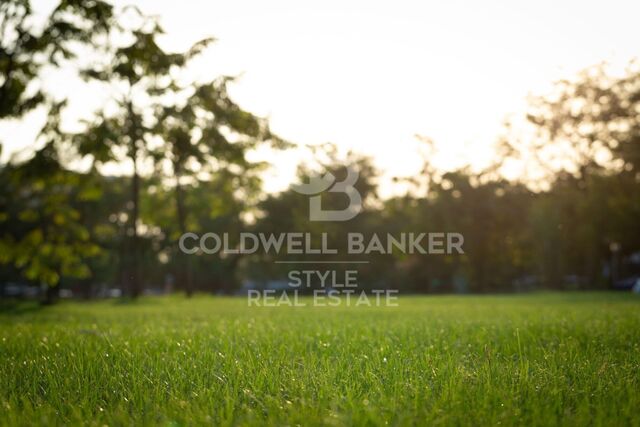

left=0, top=0, right=113, bottom=293
left=0, top=147, right=101, bottom=286
left=525, top=63, right=640, bottom=174
left=72, top=4, right=290, bottom=297
left=0, top=0, right=113, bottom=119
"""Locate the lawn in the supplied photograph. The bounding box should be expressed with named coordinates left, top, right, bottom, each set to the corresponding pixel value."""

left=1, top=293, right=639, bottom=426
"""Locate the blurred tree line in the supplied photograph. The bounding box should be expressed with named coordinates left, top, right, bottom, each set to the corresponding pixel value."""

left=1, top=1, right=639, bottom=301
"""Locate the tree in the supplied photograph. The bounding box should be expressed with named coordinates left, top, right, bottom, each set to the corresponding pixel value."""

left=154, top=77, right=288, bottom=296
left=76, top=8, right=214, bottom=297
left=511, top=62, right=640, bottom=287
left=503, top=62, right=640, bottom=180
left=0, top=103, right=101, bottom=303
left=0, top=0, right=112, bottom=302
left=0, top=0, right=112, bottom=120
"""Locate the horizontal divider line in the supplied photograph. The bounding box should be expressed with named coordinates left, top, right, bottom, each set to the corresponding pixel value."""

left=273, top=261, right=370, bottom=264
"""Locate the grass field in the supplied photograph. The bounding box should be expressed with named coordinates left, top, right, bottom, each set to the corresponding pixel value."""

left=1, top=293, right=639, bottom=426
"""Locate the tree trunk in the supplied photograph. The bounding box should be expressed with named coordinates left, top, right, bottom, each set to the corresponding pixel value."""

left=129, top=144, right=141, bottom=299
left=175, top=170, right=193, bottom=297
left=42, top=285, right=58, bottom=305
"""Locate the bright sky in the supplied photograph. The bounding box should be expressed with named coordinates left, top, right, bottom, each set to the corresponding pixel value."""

left=3, top=0, right=640, bottom=195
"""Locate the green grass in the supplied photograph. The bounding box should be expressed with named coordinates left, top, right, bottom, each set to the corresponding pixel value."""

left=1, top=293, right=639, bottom=426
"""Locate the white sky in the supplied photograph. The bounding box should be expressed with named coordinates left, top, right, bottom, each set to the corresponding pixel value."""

left=3, top=0, right=640, bottom=195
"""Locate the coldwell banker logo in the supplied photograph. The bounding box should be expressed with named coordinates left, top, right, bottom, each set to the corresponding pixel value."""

left=178, top=164, right=464, bottom=307
left=292, top=165, right=362, bottom=221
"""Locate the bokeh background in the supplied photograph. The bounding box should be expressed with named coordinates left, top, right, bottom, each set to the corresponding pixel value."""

left=2, top=0, right=640, bottom=302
